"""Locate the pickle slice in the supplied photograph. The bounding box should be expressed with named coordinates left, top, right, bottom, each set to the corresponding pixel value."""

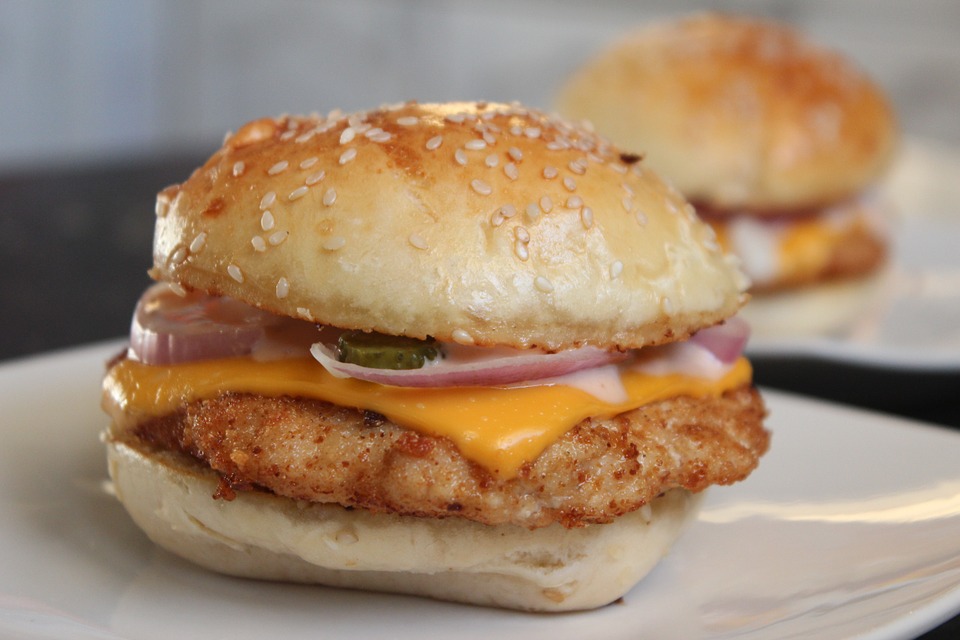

left=336, top=331, right=441, bottom=370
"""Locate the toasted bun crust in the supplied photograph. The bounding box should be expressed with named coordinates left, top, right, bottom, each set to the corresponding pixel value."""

left=555, top=14, right=898, bottom=213
left=152, top=101, right=747, bottom=351
left=107, top=437, right=701, bottom=612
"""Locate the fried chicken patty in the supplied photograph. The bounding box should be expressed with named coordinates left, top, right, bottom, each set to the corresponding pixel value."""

left=118, top=385, right=768, bottom=529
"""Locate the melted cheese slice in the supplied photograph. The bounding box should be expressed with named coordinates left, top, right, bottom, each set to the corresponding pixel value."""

left=103, top=356, right=752, bottom=478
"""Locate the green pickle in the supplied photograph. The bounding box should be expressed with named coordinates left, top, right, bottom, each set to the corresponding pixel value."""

left=336, top=331, right=441, bottom=370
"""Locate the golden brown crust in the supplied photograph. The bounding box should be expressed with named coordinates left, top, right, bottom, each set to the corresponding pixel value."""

left=121, top=385, right=769, bottom=530
left=152, top=101, right=748, bottom=351
left=555, top=13, right=898, bottom=212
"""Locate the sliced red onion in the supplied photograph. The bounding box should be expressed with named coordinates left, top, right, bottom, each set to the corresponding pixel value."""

left=130, top=283, right=277, bottom=365
left=310, top=342, right=629, bottom=388
left=689, top=316, right=751, bottom=364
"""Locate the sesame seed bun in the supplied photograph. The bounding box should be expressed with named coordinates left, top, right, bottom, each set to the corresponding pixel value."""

left=107, top=436, right=701, bottom=612
left=152, top=101, right=748, bottom=351
left=554, top=14, right=898, bottom=214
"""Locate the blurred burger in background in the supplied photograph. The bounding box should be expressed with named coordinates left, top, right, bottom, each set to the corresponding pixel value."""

left=555, top=13, right=899, bottom=337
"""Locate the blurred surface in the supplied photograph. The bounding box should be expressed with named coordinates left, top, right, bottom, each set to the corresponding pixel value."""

left=2, top=0, right=960, bottom=170
left=1, top=2, right=959, bottom=637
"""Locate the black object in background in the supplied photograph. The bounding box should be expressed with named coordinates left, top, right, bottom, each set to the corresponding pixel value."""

left=0, top=154, right=202, bottom=361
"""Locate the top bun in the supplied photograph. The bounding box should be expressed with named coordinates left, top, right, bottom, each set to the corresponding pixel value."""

left=152, top=101, right=747, bottom=351
left=555, top=14, right=898, bottom=214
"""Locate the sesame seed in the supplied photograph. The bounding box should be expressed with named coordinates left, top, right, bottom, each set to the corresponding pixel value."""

left=369, top=132, right=392, bottom=143
left=610, top=260, right=624, bottom=279
left=452, top=328, right=475, bottom=345
left=484, top=154, right=499, bottom=168
left=471, top=179, right=493, bottom=196
left=227, top=264, right=244, bottom=283
left=611, top=163, right=627, bottom=175
left=454, top=149, right=468, bottom=166
left=543, top=166, right=558, bottom=180
left=260, top=191, right=277, bottom=210
left=500, top=204, right=517, bottom=218
left=465, top=139, right=487, bottom=151
left=232, top=161, right=245, bottom=177
left=482, top=131, right=496, bottom=145
left=268, top=160, right=289, bottom=175
left=408, top=233, right=428, bottom=250
left=276, top=277, right=289, bottom=299
left=445, top=113, right=465, bottom=124
left=490, top=210, right=505, bottom=227
left=546, top=141, right=565, bottom=151
left=251, top=235, right=267, bottom=252
left=305, top=170, right=325, bottom=186
left=296, top=307, right=313, bottom=320
left=704, top=237, right=720, bottom=252
left=509, top=125, right=523, bottom=136
left=566, top=195, right=584, bottom=209
left=534, top=276, right=554, bottom=292
left=539, top=196, right=553, bottom=214
left=155, top=199, right=169, bottom=218
left=636, top=211, right=648, bottom=226
left=524, top=127, right=541, bottom=139
left=279, top=130, right=295, bottom=141
left=621, top=182, right=636, bottom=196
left=269, top=231, right=289, bottom=246
left=323, top=188, right=337, bottom=206
left=508, top=147, right=523, bottom=162
left=339, top=127, right=356, bottom=144
left=339, top=148, right=357, bottom=165
left=259, top=211, right=275, bottom=231
left=169, top=245, right=188, bottom=265
left=364, top=127, right=383, bottom=138
left=621, top=197, right=633, bottom=213
left=295, top=131, right=314, bottom=144
left=168, top=282, right=187, bottom=297
left=581, top=206, right=594, bottom=228
left=514, top=240, right=529, bottom=261
left=514, top=225, right=530, bottom=243
left=299, top=157, right=318, bottom=170
left=563, top=176, right=577, bottom=191
left=663, top=297, right=674, bottom=314
left=189, top=232, right=207, bottom=253
left=397, top=116, right=419, bottom=126
left=288, top=186, right=308, bottom=201
left=525, top=203, right=540, bottom=221
left=322, top=236, right=346, bottom=251
left=569, top=160, right=587, bottom=175
left=426, top=135, right=443, bottom=150
left=503, top=162, right=519, bottom=181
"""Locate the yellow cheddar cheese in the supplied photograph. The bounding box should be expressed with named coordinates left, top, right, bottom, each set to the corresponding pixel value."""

left=104, top=356, right=752, bottom=478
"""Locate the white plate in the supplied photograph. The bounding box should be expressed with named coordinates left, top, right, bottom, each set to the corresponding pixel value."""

left=746, top=138, right=960, bottom=370
left=2, top=342, right=960, bottom=640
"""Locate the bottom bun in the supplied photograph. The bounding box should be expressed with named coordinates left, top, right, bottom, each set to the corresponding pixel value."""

left=106, top=436, right=702, bottom=612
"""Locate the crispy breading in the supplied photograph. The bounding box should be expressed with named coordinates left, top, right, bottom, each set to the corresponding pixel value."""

left=127, top=386, right=768, bottom=529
